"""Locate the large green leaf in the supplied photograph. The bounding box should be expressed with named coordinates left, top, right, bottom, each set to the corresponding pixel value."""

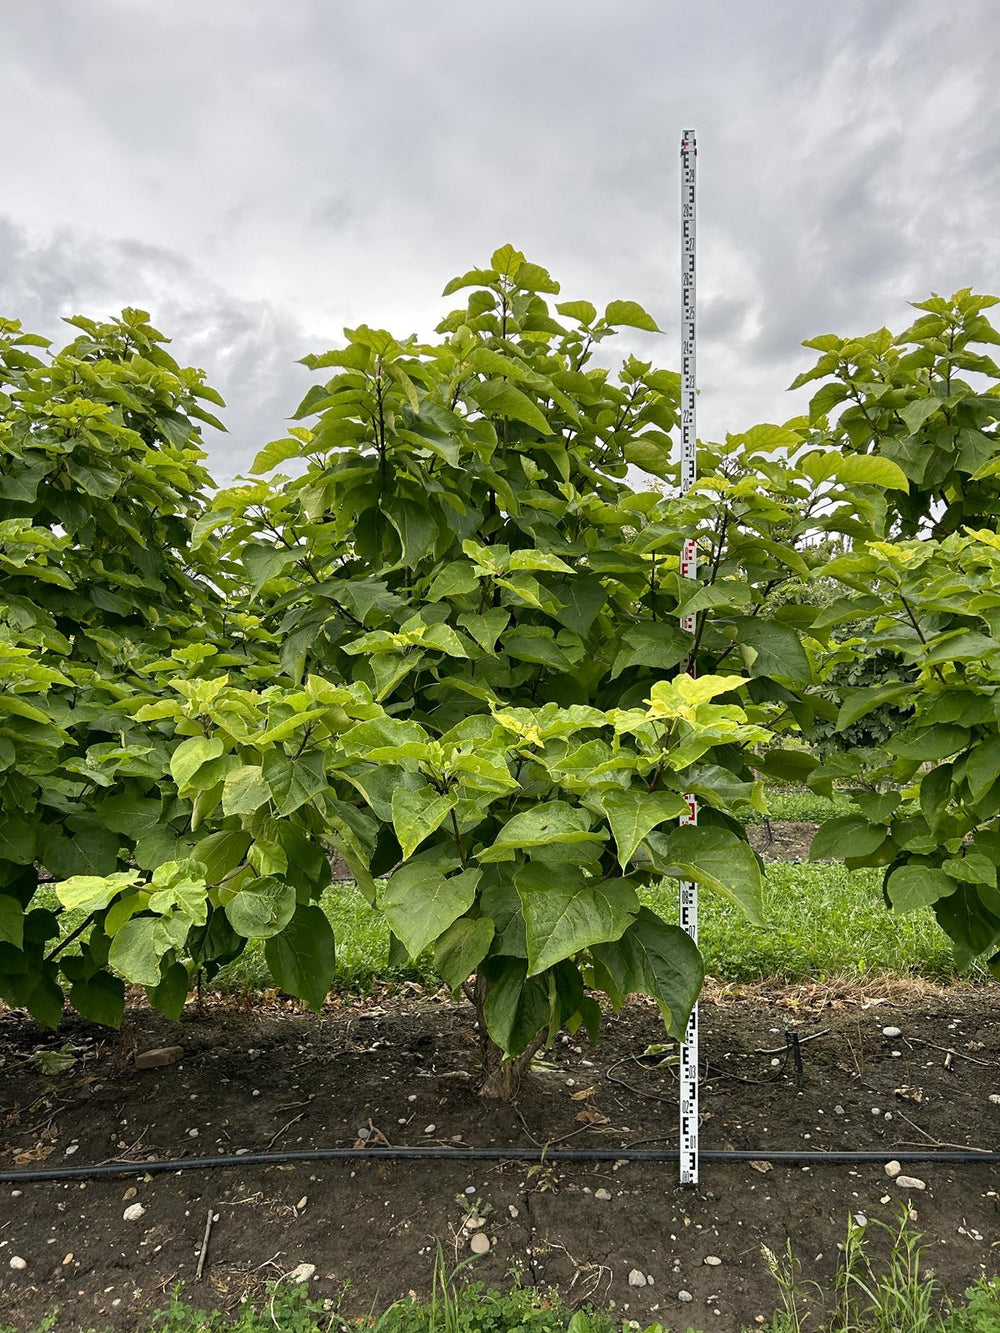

left=192, top=830, right=252, bottom=885
left=383, top=497, right=439, bottom=567
left=471, top=380, right=550, bottom=434
left=836, top=684, right=914, bottom=732
left=69, top=972, right=125, bottom=1028
left=898, top=397, right=941, bottom=435
left=515, top=862, right=639, bottom=976
left=921, top=632, right=1000, bottom=666
left=391, top=785, right=457, bottom=861
left=222, top=765, right=271, bottom=817
left=479, top=802, right=605, bottom=863
left=601, top=789, right=690, bottom=867
left=434, top=916, right=495, bottom=992
left=886, top=864, right=957, bottom=913
left=605, top=300, right=661, bottom=332
left=610, top=623, right=691, bottom=679
left=264, top=904, right=336, bottom=1011
left=810, top=816, right=888, bottom=861
left=378, top=865, right=481, bottom=958
left=889, top=725, right=970, bottom=762
left=0, top=895, right=23, bottom=948
left=646, top=826, right=764, bottom=924
left=55, top=871, right=140, bottom=913
left=262, top=749, right=328, bottom=816
left=731, top=617, right=811, bottom=686
left=109, top=915, right=188, bottom=987
left=96, top=793, right=163, bottom=838
left=43, top=824, right=120, bottom=878
left=935, top=885, right=1000, bottom=967
left=966, top=737, right=1000, bottom=801
left=835, top=454, right=909, bottom=490
left=146, top=961, right=190, bottom=1020
left=482, top=959, right=550, bottom=1056
left=225, top=876, right=297, bottom=939
left=0, top=817, right=36, bottom=864
left=170, top=736, right=225, bottom=792
left=556, top=300, right=597, bottom=325
left=427, top=561, right=480, bottom=601
left=590, top=908, right=703, bottom=1040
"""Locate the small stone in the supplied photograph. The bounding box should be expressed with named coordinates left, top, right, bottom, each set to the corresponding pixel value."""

left=704, top=1255, right=722, bottom=1266
left=678, top=1290, right=693, bottom=1303
left=469, top=1233, right=490, bottom=1255
left=123, top=1186, right=137, bottom=1200
left=628, top=1269, right=647, bottom=1287
left=62, top=1254, right=73, bottom=1265
left=465, top=1216, right=485, bottom=1230
left=895, top=1175, right=926, bottom=1191
left=64, top=1143, right=78, bottom=1156
left=853, top=1214, right=867, bottom=1227
left=989, top=1094, right=1000, bottom=1105
left=882, top=1026, right=902, bottom=1039
left=508, top=1205, right=519, bottom=1219
left=464, top=1186, right=476, bottom=1195
left=595, top=1188, right=612, bottom=1200
left=881, top=1195, right=891, bottom=1204
left=834, top=1105, right=845, bottom=1116
left=884, top=1160, right=902, bottom=1178
left=9, top=1256, right=27, bottom=1271
left=10, top=1190, right=22, bottom=1198
left=123, top=1203, right=146, bottom=1222
left=289, top=1263, right=316, bottom=1284
left=296, top=1196, right=308, bottom=1211
left=134, top=1046, right=183, bottom=1070
left=424, top=1124, right=436, bottom=1134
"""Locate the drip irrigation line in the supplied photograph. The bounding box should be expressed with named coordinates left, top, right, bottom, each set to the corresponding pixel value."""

left=2, top=1144, right=999, bottom=1185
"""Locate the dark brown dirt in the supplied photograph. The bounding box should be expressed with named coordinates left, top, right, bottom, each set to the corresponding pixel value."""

left=747, top=821, right=816, bottom=863
left=1, top=981, right=999, bottom=1331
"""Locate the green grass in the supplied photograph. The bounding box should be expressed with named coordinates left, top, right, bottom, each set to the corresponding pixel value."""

left=653, top=862, right=975, bottom=984
left=742, top=787, right=856, bottom=825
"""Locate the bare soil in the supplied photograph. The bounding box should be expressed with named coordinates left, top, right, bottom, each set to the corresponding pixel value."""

left=747, top=821, right=816, bottom=863
left=2, top=979, right=999, bottom=1331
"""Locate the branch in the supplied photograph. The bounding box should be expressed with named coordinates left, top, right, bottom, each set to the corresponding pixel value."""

left=44, top=912, right=96, bottom=964
left=899, top=594, right=946, bottom=683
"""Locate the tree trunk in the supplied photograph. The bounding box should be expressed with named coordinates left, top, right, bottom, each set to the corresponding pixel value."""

left=473, top=975, right=541, bottom=1101
left=478, top=1031, right=523, bottom=1100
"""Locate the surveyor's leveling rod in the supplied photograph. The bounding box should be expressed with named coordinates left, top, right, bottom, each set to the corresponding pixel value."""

left=678, top=127, right=699, bottom=1187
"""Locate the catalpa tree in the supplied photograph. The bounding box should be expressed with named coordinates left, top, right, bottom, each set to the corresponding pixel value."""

left=197, top=247, right=870, bottom=1093
left=789, top=291, right=1000, bottom=974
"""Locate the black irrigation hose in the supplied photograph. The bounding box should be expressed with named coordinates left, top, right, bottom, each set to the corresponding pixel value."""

left=3, top=1144, right=1000, bottom=1184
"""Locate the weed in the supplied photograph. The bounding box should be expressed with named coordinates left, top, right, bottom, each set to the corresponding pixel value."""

left=755, top=1207, right=1000, bottom=1333
left=941, top=1276, right=1000, bottom=1333
left=834, top=1210, right=939, bottom=1333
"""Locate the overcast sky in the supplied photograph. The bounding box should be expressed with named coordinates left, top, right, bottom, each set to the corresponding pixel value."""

left=2, top=1, right=998, bottom=484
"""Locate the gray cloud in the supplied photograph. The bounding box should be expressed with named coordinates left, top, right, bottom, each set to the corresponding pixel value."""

left=1, top=0, right=998, bottom=472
